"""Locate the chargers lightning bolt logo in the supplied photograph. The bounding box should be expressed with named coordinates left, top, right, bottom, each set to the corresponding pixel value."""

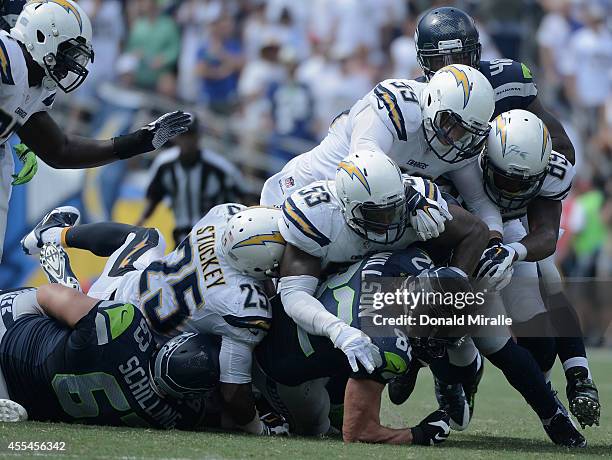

left=29, top=0, right=83, bottom=32
left=232, top=232, right=286, bottom=249
left=495, top=115, right=508, bottom=156
left=440, top=65, right=472, bottom=109
left=337, top=161, right=371, bottom=194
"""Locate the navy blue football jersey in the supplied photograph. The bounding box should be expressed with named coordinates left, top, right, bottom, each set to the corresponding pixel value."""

left=417, top=59, right=538, bottom=120
left=0, top=0, right=26, bottom=30
left=255, top=248, right=435, bottom=385
left=0, top=293, right=210, bottom=429
left=478, top=59, right=538, bottom=118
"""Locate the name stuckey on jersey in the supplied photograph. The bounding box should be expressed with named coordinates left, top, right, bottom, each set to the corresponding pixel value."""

left=195, top=226, right=225, bottom=288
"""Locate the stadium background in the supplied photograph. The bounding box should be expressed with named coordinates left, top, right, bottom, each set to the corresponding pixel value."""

left=1, top=0, right=611, bottom=345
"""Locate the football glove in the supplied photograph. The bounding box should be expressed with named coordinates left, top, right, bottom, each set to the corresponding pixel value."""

left=410, top=409, right=451, bottom=445
left=260, top=412, right=290, bottom=436
left=113, top=111, right=193, bottom=158
left=333, top=326, right=381, bottom=374
left=475, top=243, right=516, bottom=291
left=12, top=143, right=38, bottom=186
left=405, top=185, right=452, bottom=241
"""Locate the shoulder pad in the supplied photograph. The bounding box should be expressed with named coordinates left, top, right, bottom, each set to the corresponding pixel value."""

left=479, top=60, right=537, bottom=115
left=0, top=34, right=14, bottom=85
left=280, top=183, right=333, bottom=256
left=540, top=152, right=575, bottom=201
left=368, top=79, right=422, bottom=141
left=95, top=301, right=145, bottom=345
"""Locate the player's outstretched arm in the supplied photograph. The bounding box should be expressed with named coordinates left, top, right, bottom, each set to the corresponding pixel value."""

left=527, top=98, right=575, bottom=165
left=343, top=378, right=450, bottom=445
left=343, top=378, right=413, bottom=444
left=18, top=110, right=191, bottom=169
left=522, top=198, right=562, bottom=262
left=36, top=284, right=98, bottom=328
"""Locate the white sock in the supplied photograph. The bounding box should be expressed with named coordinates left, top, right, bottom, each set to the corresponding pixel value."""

left=42, top=227, right=64, bottom=246
left=562, top=357, right=591, bottom=379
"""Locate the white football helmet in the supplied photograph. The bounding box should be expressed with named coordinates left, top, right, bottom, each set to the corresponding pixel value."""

left=421, top=64, right=494, bottom=163
left=221, top=207, right=286, bottom=280
left=11, top=0, right=94, bottom=93
left=335, top=150, right=407, bottom=244
left=483, top=109, right=552, bottom=211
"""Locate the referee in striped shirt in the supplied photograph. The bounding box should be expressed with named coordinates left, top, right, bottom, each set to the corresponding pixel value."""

left=137, top=117, right=248, bottom=244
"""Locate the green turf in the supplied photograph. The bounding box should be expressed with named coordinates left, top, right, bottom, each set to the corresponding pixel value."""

left=0, top=349, right=610, bottom=459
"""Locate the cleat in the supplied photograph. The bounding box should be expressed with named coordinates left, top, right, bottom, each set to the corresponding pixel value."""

left=388, top=362, right=422, bottom=405
left=21, top=206, right=80, bottom=255
left=434, top=377, right=470, bottom=431
left=463, top=360, right=484, bottom=419
left=39, top=243, right=82, bottom=291
left=0, top=399, right=28, bottom=422
left=566, top=369, right=600, bottom=428
left=543, top=412, right=587, bottom=448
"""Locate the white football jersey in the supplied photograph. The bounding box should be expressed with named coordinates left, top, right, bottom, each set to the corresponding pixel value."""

left=279, top=177, right=448, bottom=267
left=0, top=31, right=56, bottom=144
left=498, top=151, right=575, bottom=221
left=114, top=203, right=272, bottom=346
left=292, top=78, right=472, bottom=183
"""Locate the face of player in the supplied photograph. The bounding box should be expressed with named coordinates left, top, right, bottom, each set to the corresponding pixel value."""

left=427, top=51, right=474, bottom=74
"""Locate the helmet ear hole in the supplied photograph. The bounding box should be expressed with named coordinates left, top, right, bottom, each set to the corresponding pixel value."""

left=37, top=30, right=45, bottom=43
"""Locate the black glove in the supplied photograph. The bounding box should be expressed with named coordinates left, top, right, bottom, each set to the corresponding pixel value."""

left=113, top=111, right=193, bottom=159
left=410, top=409, right=451, bottom=445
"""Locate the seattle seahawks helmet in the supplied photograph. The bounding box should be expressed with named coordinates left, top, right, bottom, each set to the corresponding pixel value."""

left=483, top=110, right=552, bottom=211
left=415, top=7, right=481, bottom=80
left=421, top=64, right=494, bottom=164
left=11, top=0, right=94, bottom=92
left=335, top=150, right=407, bottom=244
left=152, top=333, right=220, bottom=400
left=221, top=206, right=286, bottom=280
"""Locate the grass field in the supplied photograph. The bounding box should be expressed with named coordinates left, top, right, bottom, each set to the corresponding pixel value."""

left=0, top=349, right=609, bottom=460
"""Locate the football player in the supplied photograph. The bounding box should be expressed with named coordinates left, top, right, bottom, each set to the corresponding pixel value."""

left=277, top=150, right=489, bottom=374
left=21, top=204, right=287, bottom=436
left=414, top=6, right=596, bottom=428
left=261, top=64, right=503, bottom=240
left=254, top=247, right=586, bottom=447
left=475, top=110, right=599, bottom=427
left=0, top=285, right=219, bottom=427
left=0, top=0, right=192, bottom=260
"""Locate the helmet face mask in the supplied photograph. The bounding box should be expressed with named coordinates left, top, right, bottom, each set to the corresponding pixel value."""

left=482, top=156, right=547, bottom=211
left=418, top=41, right=481, bottom=79
left=348, top=196, right=407, bottom=244
left=423, top=109, right=490, bottom=164
left=44, top=37, right=94, bottom=92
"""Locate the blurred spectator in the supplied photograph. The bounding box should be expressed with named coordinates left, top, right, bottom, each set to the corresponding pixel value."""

left=196, top=14, right=244, bottom=114
left=536, top=0, right=575, bottom=105
left=76, top=0, right=125, bottom=103
left=176, top=0, right=222, bottom=101
left=390, top=14, right=421, bottom=80
left=238, top=37, right=286, bottom=159
left=561, top=2, right=612, bottom=137
left=121, top=0, right=180, bottom=97
left=138, top=118, right=248, bottom=244
left=266, top=49, right=317, bottom=167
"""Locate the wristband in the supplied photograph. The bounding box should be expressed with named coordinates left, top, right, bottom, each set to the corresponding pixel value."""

left=508, top=242, right=528, bottom=261
left=112, top=129, right=153, bottom=159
